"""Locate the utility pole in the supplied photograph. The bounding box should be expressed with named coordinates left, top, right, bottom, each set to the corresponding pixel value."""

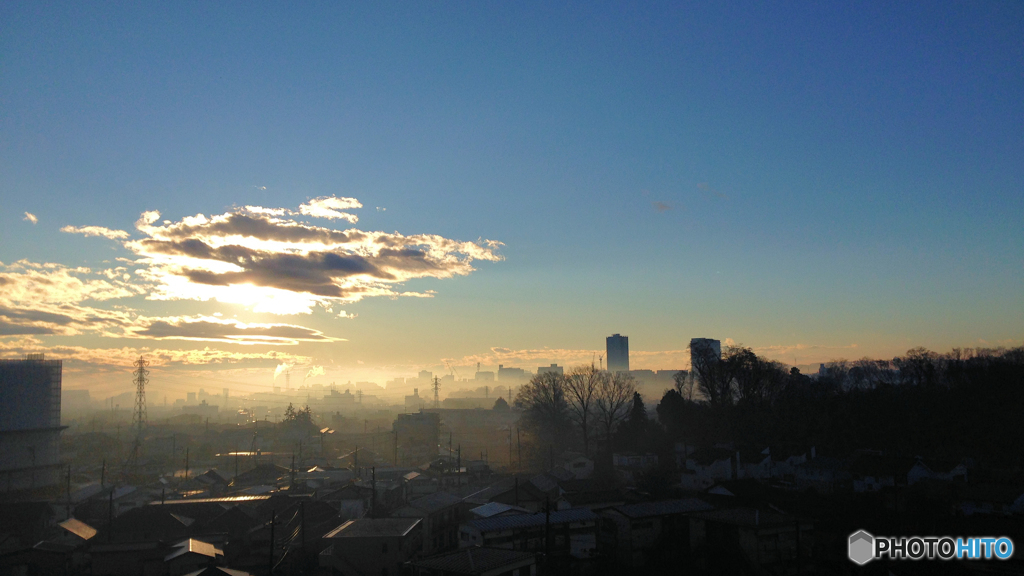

left=544, top=496, right=551, bottom=566
left=432, top=376, right=441, bottom=409
left=371, top=467, right=377, bottom=518
left=268, top=511, right=275, bottom=575
left=184, top=447, right=189, bottom=482
left=509, top=427, right=513, bottom=470
left=107, top=488, right=113, bottom=542
left=66, top=466, right=71, bottom=520
left=517, top=428, right=522, bottom=470
left=457, top=444, right=461, bottom=488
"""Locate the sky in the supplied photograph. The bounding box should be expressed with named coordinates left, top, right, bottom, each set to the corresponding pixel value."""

left=2, top=1, right=1022, bottom=401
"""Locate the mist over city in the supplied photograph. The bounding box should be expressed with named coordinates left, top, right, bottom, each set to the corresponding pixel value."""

left=2, top=3, right=1023, bottom=576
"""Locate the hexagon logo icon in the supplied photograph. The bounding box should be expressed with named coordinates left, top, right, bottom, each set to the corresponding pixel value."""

left=848, top=530, right=875, bottom=565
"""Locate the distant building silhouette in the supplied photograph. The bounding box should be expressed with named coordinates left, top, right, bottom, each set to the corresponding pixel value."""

left=0, top=354, right=64, bottom=490
left=538, top=364, right=563, bottom=376
left=497, top=365, right=528, bottom=382
left=689, top=338, right=722, bottom=366
left=607, top=334, right=629, bottom=373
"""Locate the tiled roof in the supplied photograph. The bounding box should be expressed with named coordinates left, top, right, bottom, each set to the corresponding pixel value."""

left=182, top=568, right=253, bottom=576
left=468, top=502, right=529, bottom=518
left=466, top=508, right=597, bottom=533
left=164, top=539, right=223, bottom=561
left=406, top=491, right=463, bottom=513
left=409, top=547, right=535, bottom=574
left=150, top=495, right=271, bottom=506
left=611, top=498, right=713, bottom=519
left=58, top=518, right=97, bottom=540
left=323, top=518, right=421, bottom=539
left=692, top=507, right=794, bottom=528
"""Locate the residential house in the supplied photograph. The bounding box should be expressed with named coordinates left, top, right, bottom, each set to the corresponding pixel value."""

left=459, top=508, right=599, bottom=560
left=793, top=457, right=847, bottom=494
left=164, top=539, right=225, bottom=576
left=392, top=491, right=465, bottom=554
left=467, top=503, right=529, bottom=521
left=957, top=484, right=1024, bottom=516
left=599, top=499, right=714, bottom=568
left=320, top=484, right=374, bottom=520
left=691, top=508, right=813, bottom=575
left=320, top=518, right=423, bottom=576
left=848, top=452, right=932, bottom=492
left=406, top=547, right=536, bottom=576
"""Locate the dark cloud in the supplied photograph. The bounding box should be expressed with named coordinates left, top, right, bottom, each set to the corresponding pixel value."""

left=131, top=317, right=339, bottom=345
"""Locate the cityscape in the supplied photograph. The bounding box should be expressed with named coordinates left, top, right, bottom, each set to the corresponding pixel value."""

left=2, top=3, right=1023, bottom=576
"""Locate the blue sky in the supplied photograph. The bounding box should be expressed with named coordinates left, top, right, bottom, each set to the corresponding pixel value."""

left=1, top=2, right=1022, bottom=397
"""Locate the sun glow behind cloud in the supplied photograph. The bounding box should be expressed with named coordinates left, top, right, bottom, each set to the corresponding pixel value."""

left=1, top=196, right=503, bottom=382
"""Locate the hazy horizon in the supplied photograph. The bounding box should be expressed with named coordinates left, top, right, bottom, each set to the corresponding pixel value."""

left=2, top=2, right=1021, bottom=399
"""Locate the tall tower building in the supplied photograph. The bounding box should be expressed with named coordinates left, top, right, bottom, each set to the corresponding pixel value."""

left=606, top=334, right=629, bottom=373
left=0, top=354, right=64, bottom=490
left=689, top=338, right=722, bottom=367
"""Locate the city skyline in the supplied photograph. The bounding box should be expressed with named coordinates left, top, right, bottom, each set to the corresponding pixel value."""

left=2, top=2, right=1022, bottom=400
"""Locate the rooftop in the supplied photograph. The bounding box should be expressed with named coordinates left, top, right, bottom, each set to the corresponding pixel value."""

left=611, top=498, right=714, bottom=519
left=324, top=518, right=421, bottom=539
left=467, top=508, right=597, bottom=533
left=409, top=547, right=535, bottom=575
left=58, top=518, right=97, bottom=541
left=164, top=539, right=224, bottom=562
left=405, top=491, right=463, bottom=513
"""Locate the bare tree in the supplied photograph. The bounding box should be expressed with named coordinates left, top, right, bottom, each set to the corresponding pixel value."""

left=515, top=372, right=572, bottom=442
left=690, top=341, right=733, bottom=405
left=672, top=370, right=696, bottom=401
left=565, top=364, right=602, bottom=456
left=595, top=371, right=636, bottom=448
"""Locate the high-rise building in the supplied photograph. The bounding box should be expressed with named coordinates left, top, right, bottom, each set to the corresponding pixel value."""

left=0, top=354, right=64, bottom=490
left=607, top=334, right=629, bottom=373
left=689, top=338, right=722, bottom=368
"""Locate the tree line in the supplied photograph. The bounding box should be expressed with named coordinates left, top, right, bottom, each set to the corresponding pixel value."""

left=516, top=345, right=1024, bottom=472
left=660, top=344, right=1024, bottom=468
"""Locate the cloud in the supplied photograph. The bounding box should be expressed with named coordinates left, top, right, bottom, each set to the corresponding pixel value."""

left=0, top=336, right=311, bottom=368
left=298, top=196, right=362, bottom=222
left=125, top=197, right=503, bottom=315
left=130, top=315, right=343, bottom=345
left=61, top=225, right=131, bottom=240
left=23, top=212, right=38, bottom=224
left=0, top=261, right=142, bottom=336
left=652, top=201, right=671, bottom=212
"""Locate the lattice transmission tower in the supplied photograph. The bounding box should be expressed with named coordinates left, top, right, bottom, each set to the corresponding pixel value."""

left=124, top=356, right=149, bottom=478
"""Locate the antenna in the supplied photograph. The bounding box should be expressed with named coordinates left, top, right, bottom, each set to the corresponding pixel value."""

left=599, top=355, right=604, bottom=371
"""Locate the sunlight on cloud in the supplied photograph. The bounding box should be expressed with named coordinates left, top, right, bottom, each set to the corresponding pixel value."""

left=297, top=196, right=362, bottom=221
left=125, top=196, right=502, bottom=315
left=60, top=225, right=131, bottom=240
left=130, top=315, right=343, bottom=345
left=0, top=336, right=311, bottom=367
left=23, top=212, right=38, bottom=224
